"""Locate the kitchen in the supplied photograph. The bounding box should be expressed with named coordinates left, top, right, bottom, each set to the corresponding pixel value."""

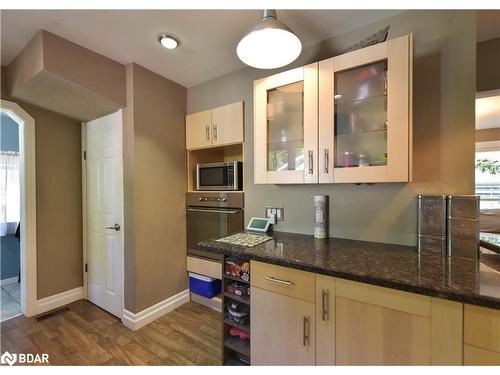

left=0, top=3, right=499, bottom=369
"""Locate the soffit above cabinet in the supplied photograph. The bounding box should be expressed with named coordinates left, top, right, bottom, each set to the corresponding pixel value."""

left=5, top=30, right=126, bottom=121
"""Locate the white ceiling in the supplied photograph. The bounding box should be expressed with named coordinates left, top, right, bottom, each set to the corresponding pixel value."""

left=476, top=95, right=500, bottom=130
left=0, top=9, right=402, bottom=87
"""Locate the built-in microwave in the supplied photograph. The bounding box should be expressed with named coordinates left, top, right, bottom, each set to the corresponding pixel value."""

left=196, top=161, right=243, bottom=191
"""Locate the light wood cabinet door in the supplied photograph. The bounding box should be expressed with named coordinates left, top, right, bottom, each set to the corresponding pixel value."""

left=186, top=110, right=212, bottom=150
left=211, top=101, right=244, bottom=146
left=333, top=278, right=462, bottom=365
left=254, top=63, right=318, bottom=184
left=464, top=304, right=500, bottom=365
left=318, top=34, right=412, bottom=183
left=251, top=287, right=315, bottom=365
left=315, top=275, right=336, bottom=365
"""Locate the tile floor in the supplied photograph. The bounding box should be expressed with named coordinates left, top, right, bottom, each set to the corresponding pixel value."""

left=1, top=282, right=21, bottom=322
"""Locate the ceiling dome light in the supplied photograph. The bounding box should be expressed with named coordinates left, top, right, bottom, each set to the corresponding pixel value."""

left=158, top=33, right=179, bottom=49
left=237, top=10, right=302, bottom=69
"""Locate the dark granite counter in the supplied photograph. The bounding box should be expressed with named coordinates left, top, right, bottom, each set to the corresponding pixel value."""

left=480, top=232, right=500, bottom=255
left=198, top=231, right=500, bottom=310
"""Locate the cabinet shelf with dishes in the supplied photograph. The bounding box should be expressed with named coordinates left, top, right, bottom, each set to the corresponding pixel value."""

left=222, top=256, right=251, bottom=366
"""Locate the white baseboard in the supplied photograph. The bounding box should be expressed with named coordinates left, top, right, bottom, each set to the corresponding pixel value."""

left=122, top=289, right=189, bottom=331
left=36, top=286, right=84, bottom=315
left=0, top=276, right=19, bottom=287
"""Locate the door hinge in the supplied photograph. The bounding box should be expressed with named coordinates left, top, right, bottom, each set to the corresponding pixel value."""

left=85, top=263, right=88, bottom=272
left=83, top=150, right=87, bottom=160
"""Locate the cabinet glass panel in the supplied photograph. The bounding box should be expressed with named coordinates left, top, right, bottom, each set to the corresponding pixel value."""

left=334, top=60, right=388, bottom=168
left=267, top=81, right=304, bottom=172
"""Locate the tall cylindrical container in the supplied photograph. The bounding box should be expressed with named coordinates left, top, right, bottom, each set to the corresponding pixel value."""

left=314, top=195, right=329, bottom=239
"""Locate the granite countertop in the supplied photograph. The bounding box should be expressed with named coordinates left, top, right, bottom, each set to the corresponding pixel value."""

left=480, top=232, right=500, bottom=254
left=198, top=231, right=500, bottom=310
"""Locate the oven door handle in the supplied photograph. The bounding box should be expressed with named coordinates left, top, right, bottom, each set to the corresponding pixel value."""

left=187, top=208, right=240, bottom=214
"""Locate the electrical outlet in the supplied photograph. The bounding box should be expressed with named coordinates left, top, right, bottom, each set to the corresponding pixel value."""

left=265, top=206, right=284, bottom=221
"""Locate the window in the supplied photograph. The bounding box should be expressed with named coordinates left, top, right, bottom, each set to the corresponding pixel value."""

left=0, top=151, right=20, bottom=236
left=475, top=146, right=500, bottom=210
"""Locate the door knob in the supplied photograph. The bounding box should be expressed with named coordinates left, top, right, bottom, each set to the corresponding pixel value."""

left=105, top=223, right=121, bottom=231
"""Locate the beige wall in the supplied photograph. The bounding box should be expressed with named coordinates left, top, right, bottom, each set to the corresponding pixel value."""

left=477, top=37, right=500, bottom=93
left=1, top=66, right=83, bottom=299
left=123, top=63, right=187, bottom=313
left=187, top=10, right=476, bottom=246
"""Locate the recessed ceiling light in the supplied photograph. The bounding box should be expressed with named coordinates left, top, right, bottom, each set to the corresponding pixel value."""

left=237, top=10, right=302, bottom=69
left=158, top=33, right=180, bottom=50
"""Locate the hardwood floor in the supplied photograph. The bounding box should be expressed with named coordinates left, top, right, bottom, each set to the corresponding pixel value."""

left=0, top=300, right=222, bottom=365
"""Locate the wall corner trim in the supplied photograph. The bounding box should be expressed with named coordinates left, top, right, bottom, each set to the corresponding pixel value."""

left=122, top=289, right=190, bottom=331
left=35, top=286, right=84, bottom=315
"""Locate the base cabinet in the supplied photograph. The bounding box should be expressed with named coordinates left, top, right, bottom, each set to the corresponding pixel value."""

left=251, top=287, right=315, bottom=365
left=464, top=304, right=500, bottom=365
left=250, top=263, right=500, bottom=366
left=315, top=275, right=336, bottom=365
left=336, top=296, right=430, bottom=365
left=315, top=277, right=463, bottom=365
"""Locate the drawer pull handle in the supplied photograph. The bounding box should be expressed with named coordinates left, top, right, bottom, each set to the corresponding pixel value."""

left=264, top=276, right=295, bottom=286
left=303, top=316, right=310, bottom=346
left=322, top=289, right=329, bottom=321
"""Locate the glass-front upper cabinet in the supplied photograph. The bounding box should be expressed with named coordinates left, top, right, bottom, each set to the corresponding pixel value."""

left=254, top=63, right=318, bottom=184
left=319, top=34, right=412, bottom=183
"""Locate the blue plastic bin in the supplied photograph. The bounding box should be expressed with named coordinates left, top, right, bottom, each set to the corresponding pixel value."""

left=189, top=272, right=221, bottom=298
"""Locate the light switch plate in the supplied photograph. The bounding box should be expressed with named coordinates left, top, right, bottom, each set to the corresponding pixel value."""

left=265, top=206, right=284, bottom=221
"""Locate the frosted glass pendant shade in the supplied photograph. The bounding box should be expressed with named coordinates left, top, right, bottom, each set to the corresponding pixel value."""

left=237, top=10, right=302, bottom=69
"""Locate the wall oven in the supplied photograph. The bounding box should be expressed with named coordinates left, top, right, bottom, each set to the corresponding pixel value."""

left=186, top=192, right=244, bottom=261
left=196, top=161, right=243, bottom=191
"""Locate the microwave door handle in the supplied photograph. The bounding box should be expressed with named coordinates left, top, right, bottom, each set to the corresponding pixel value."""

left=187, top=208, right=240, bottom=214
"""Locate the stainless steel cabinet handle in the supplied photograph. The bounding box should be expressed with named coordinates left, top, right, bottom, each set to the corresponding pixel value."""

left=205, top=125, right=210, bottom=140
left=105, top=223, right=121, bottom=231
left=213, top=124, right=217, bottom=140
left=264, top=276, right=295, bottom=286
left=303, top=316, right=310, bottom=346
left=187, top=208, right=239, bottom=214
left=308, top=150, right=313, bottom=174
left=324, top=149, right=329, bottom=174
left=322, top=289, right=329, bottom=321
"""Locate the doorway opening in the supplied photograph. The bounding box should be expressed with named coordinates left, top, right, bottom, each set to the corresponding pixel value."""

left=0, top=99, right=37, bottom=319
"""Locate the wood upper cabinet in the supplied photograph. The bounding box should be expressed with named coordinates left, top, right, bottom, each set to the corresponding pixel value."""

left=316, top=277, right=463, bottom=365
left=186, top=101, right=243, bottom=150
left=252, top=34, right=412, bottom=184
left=186, top=109, right=212, bottom=150
left=212, top=101, right=244, bottom=146
left=254, top=63, right=318, bottom=184
left=318, top=34, right=412, bottom=183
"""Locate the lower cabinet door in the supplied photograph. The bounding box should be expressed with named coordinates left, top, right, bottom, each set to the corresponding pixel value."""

left=335, top=296, right=431, bottom=365
left=316, top=275, right=336, bottom=365
left=251, top=287, right=315, bottom=365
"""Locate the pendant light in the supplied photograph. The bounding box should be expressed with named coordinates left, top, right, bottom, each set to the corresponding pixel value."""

left=237, top=10, right=302, bottom=69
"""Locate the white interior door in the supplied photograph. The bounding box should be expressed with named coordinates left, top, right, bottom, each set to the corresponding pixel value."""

left=85, top=110, right=124, bottom=318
